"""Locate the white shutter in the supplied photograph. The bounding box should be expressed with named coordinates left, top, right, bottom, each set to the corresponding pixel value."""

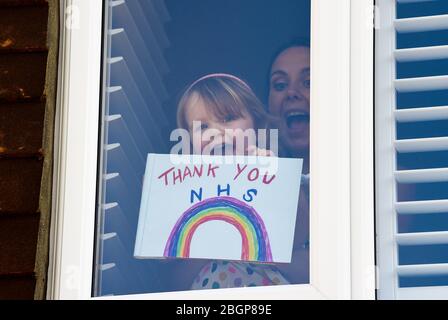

left=376, top=0, right=448, bottom=299
left=97, top=0, right=171, bottom=296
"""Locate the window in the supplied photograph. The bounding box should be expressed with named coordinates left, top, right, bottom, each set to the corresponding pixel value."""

left=375, top=0, right=448, bottom=300
left=95, top=0, right=313, bottom=297
left=48, top=0, right=374, bottom=300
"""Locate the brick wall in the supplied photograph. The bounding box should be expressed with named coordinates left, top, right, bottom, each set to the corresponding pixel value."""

left=0, top=0, right=50, bottom=299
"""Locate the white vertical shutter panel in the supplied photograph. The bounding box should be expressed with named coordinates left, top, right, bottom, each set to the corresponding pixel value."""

left=376, top=0, right=448, bottom=300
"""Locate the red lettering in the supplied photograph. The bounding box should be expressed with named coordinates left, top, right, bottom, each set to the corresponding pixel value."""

left=262, top=173, right=276, bottom=185
left=183, top=166, right=193, bottom=180
left=157, top=167, right=175, bottom=186
left=173, top=169, right=183, bottom=185
left=207, top=164, right=219, bottom=178
left=234, top=164, right=247, bottom=181
left=193, top=165, right=203, bottom=178
left=248, top=168, right=259, bottom=182
left=157, top=164, right=220, bottom=186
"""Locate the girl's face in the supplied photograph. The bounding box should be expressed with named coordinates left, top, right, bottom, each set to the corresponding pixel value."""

left=268, top=46, right=310, bottom=156
left=184, top=92, right=255, bottom=155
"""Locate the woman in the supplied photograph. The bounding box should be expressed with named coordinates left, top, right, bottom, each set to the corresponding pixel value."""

left=269, top=38, right=310, bottom=171
left=268, top=38, right=311, bottom=284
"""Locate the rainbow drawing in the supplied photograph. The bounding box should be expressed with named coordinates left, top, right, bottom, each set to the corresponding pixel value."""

left=164, top=196, right=273, bottom=262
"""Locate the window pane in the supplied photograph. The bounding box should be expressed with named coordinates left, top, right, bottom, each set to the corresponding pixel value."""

left=94, top=0, right=311, bottom=297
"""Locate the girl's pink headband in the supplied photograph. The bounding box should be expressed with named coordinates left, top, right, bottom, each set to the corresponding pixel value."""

left=186, top=73, right=252, bottom=92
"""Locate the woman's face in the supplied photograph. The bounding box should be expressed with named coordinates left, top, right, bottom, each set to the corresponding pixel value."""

left=184, top=93, right=255, bottom=155
left=268, top=46, right=310, bottom=156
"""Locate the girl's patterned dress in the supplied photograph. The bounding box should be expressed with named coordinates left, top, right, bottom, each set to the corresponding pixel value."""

left=191, top=261, right=289, bottom=290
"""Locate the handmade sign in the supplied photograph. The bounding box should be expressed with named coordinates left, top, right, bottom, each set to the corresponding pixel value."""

left=134, top=154, right=303, bottom=263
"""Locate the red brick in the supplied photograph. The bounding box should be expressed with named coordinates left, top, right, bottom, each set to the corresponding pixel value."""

left=0, top=0, right=47, bottom=7
left=0, top=102, right=45, bottom=157
left=0, top=158, right=43, bottom=213
left=0, top=214, right=39, bottom=274
left=0, top=274, right=35, bottom=300
left=0, top=52, right=48, bottom=103
left=0, top=6, right=48, bottom=52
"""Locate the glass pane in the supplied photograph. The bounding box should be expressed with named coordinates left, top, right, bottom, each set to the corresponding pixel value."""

left=94, top=0, right=311, bottom=297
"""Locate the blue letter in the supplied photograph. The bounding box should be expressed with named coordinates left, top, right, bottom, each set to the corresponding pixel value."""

left=217, top=184, right=230, bottom=197
left=243, top=189, right=258, bottom=202
left=190, top=188, right=203, bottom=203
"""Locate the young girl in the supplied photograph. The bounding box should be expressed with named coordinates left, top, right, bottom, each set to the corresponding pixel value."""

left=175, top=73, right=289, bottom=289
left=177, top=73, right=274, bottom=157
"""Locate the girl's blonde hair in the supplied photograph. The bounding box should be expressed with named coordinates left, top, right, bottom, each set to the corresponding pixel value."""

left=177, top=73, right=270, bottom=130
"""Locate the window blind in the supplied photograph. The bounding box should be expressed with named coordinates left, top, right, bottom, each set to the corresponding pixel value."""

left=97, top=0, right=170, bottom=296
left=376, top=0, right=448, bottom=299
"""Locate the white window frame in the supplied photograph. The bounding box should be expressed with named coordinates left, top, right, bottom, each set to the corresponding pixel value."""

left=47, top=0, right=375, bottom=300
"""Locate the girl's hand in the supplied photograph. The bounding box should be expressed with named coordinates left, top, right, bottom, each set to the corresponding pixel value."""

left=246, top=145, right=275, bottom=157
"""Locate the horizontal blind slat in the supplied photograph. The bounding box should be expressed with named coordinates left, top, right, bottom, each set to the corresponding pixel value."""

left=110, top=0, right=124, bottom=8
left=395, top=168, right=448, bottom=183
left=395, top=106, right=448, bottom=122
left=396, top=231, right=448, bottom=245
left=397, top=263, right=448, bottom=277
left=395, top=75, right=448, bottom=93
left=395, top=14, right=448, bottom=33
left=103, top=202, right=119, bottom=211
left=397, top=286, right=448, bottom=300
left=396, top=199, right=448, bottom=214
left=395, top=136, right=448, bottom=153
left=395, top=45, right=448, bottom=62
left=102, top=233, right=117, bottom=241
left=100, top=263, right=116, bottom=272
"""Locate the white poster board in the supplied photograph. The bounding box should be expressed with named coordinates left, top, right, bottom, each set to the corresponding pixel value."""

left=134, top=154, right=303, bottom=263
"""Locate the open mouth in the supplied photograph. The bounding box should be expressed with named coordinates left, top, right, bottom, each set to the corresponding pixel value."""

left=284, top=110, right=310, bottom=130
